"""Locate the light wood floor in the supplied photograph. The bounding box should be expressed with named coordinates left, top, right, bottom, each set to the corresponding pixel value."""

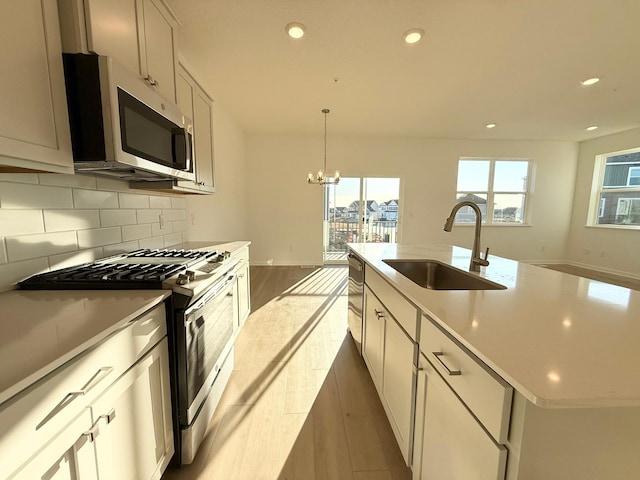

left=163, top=266, right=411, bottom=480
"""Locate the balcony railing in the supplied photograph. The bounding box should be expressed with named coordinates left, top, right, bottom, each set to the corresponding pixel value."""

left=325, top=220, right=398, bottom=253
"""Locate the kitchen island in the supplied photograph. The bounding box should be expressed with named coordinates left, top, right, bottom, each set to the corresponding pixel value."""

left=348, top=242, right=640, bottom=480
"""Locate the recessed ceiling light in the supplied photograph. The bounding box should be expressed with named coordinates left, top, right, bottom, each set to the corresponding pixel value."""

left=581, top=77, right=600, bottom=86
left=486, top=123, right=497, bottom=129
left=285, top=22, right=306, bottom=39
left=403, top=28, right=424, bottom=44
left=586, top=125, right=598, bottom=131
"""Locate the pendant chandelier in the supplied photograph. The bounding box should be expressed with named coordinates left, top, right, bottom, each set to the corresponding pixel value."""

left=307, top=108, right=340, bottom=185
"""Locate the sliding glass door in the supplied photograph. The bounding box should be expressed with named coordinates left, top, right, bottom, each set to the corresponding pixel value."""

left=323, top=177, right=400, bottom=263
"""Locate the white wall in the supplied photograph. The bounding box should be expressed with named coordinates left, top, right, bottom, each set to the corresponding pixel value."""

left=0, top=174, right=189, bottom=291
left=246, top=133, right=579, bottom=265
left=566, top=127, right=640, bottom=277
left=186, top=103, right=249, bottom=242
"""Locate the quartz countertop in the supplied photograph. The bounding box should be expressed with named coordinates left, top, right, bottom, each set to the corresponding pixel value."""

left=0, top=290, right=169, bottom=405
left=348, top=243, right=640, bottom=408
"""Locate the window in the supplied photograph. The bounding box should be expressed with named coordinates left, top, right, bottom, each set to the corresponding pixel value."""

left=591, top=148, right=640, bottom=226
left=455, top=158, right=530, bottom=224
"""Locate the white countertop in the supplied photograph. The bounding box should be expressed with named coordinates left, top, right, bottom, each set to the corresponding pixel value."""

left=349, top=243, right=640, bottom=408
left=0, top=290, right=169, bottom=405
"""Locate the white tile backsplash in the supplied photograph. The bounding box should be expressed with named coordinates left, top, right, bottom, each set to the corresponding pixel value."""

left=0, top=182, right=73, bottom=209
left=100, top=209, right=137, bottom=227
left=73, top=189, right=119, bottom=209
left=122, top=223, right=153, bottom=242
left=43, top=210, right=100, bottom=232
left=119, top=192, right=150, bottom=209
left=6, top=231, right=78, bottom=262
left=77, top=227, right=122, bottom=248
left=0, top=174, right=189, bottom=290
left=0, top=210, right=44, bottom=236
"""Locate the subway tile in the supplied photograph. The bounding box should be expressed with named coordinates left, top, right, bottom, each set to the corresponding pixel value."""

left=38, top=174, right=96, bottom=189
left=161, top=209, right=183, bottom=222
left=139, top=236, right=164, bottom=250
left=180, top=209, right=187, bottom=220
left=49, top=247, right=104, bottom=270
left=0, top=174, right=39, bottom=184
left=152, top=222, right=173, bottom=236
left=6, top=231, right=78, bottom=262
left=100, top=209, right=137, bottom=227
left=122, top=224, right=152, bottom=242
left=181, top=232, right=189, bottom=244
left=0, top=258, right=49, bottom=292
left=164, top=232, right=183, bottom=247
left=119, top=192, right=150, bottom=209
left=136, top=209, right=162, bottom=224
left=0, top=239, right=6, bottom=264
left=95, top=177, right=130, bottom=192
left=103, top=241, right=140, bottom=256
left=0, top=210, right=44, bottom=236
left=172, top=220, right=188, bottom=233
left=73, top=189, right=118, bottom=209
left=149, top=195, right=172, bottom=209
left=0, top=182, right=73, bottom=209
left=171, top=197, right=187, bottom=209
left=77, top=227, right=122, bottom=248
left=43, top=210, right=100, bottom=232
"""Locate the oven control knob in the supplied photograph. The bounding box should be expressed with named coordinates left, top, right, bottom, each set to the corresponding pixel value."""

left=176, top=273, right=190, bottom=285
left=185, top=270, right=196, bottom=281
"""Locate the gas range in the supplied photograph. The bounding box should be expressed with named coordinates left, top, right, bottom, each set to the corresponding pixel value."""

left=19, top=248, right=235, bottom=300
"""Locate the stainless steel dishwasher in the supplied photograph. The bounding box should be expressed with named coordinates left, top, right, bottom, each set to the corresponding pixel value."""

left=347, top=251, right=364, bottom=354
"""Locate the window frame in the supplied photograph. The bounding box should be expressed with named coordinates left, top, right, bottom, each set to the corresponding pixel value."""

left=455, top=157, right=532, bottom=225
left=589, top=147, right=640, bottom=229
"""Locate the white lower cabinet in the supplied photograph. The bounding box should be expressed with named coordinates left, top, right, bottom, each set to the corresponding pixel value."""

left=362, top=282, right=416, bottom=464
left=10, top=410, right=98, bottom=480
left=413, top=354, right=507, bottom=480
left=90, top=338, right=173, bottom=480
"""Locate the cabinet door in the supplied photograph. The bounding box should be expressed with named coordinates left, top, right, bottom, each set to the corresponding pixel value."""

left=91, top=338, right=174, bottom=480
left=139, top=0, right=177, bottom=102
left=236, top=262, right=251, bottom=325
left=413, top=356, right=507, bottom=480
left=382, top=316, right=414, bottom=462
left=193, top=85, right=215, bottom=190
left=363, top=287, right=384, bottom=392
left=84, top=0, right=140, bottom=76
left=9, top=410, right=98, bottom=480
left=0, top=0, right=72, bottom=173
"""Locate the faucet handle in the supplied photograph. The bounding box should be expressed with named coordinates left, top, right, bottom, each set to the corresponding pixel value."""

left=484, top=247, right=490, bottom=261
left=476, top=247, right=490, bottom=267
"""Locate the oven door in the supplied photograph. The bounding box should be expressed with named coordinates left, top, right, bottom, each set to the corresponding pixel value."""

left=183, top=272, right=237, bottom=424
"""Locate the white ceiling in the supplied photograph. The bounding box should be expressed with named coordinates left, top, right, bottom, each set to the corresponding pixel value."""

left=166, top=0, right=640, bottom=141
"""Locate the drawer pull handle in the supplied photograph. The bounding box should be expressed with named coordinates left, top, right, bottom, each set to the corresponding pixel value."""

left=374, top=309, right=384, bottom=319
left=432, top=351, right=461, bottom=376
left=83, top=408, right=117, bottom=442
left=36, top=366, right=114, bottom=430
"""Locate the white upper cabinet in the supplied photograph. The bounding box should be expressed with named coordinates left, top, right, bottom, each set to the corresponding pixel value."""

left=0, top=1, right=73, bottom=173
left=61, top=0, right=179, bottom=102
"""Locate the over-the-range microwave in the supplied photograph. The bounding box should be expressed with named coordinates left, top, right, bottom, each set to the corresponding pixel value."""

left=62, top=53, right=195, bottom=182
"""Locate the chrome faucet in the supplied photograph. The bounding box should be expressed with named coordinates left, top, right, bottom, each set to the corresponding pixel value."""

left=443, top=201, right=490, bottom=273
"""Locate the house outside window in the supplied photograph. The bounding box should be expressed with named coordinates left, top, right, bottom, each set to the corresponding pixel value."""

left=591, top=148, right=640, bottom=227
left=455, top=158, right=531, bottom=224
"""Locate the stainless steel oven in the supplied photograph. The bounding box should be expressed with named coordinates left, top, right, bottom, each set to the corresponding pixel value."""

left=175, top=270, right=237, bottom=463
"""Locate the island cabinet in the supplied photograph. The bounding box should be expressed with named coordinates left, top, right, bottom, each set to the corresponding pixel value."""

left=1, top=303, right=174, bottom=480
left=362, top=266, right=418, bottom=464
left=58, top=0, right=179, bottom=103
left=0, top=0, right=73, bottom=174
left=413, top=315, right=512, bottom=480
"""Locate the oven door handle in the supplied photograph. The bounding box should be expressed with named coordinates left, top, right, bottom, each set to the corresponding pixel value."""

left=185, top=273, right=237, bottom=321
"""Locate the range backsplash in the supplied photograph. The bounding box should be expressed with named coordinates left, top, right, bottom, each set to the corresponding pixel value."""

left=0, top=173, right=188, bottom=291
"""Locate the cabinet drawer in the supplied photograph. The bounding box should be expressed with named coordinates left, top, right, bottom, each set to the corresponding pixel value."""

left=0, top=303, right=166, bottom=474
left=366, top=266, right=418, bottom=340
left=420, top=315, right=512, bottom=443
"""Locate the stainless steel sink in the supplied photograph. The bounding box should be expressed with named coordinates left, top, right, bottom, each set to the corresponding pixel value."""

left=383, top=259, right=506, bottom=290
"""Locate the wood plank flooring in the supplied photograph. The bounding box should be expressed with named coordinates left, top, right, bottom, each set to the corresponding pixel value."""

left=163, top=266, right=411, bottom=480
